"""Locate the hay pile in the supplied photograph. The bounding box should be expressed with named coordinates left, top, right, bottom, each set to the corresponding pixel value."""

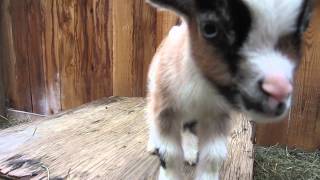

left=254, top=146, right=320, bottom=180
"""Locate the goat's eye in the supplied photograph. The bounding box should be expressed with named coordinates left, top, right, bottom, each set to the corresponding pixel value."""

left=201, top=22, right=218, bottom=39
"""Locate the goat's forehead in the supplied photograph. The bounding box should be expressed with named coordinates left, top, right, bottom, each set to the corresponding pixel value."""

left=244, top=0, right=304, bottom=35
left=239, top=0, right=304, bottom=52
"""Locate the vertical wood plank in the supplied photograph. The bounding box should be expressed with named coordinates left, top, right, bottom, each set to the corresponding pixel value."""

left=51, top=0, right=113, bottom=112
left=83, top=0, right=113, bottom=101
left=255, top=120, right=289, bottom=146
left=0, top=66, right=5, bottom=118
left=0, top=73, right=5, bottom=117
left=286, top=1, right=320, bottom=150
left=113, top=0, right=156, bottom=96
left=1, top=0, right=62, bottom=115
left=59, top=0, right=113, bottom=110
left=1, top=0, right=33, bottom=112
left=39, top=0, right=61, bottom=114
left=0, top=0, right=6, bottom=116
left=58, top=0, right=83, bottom=110
left=27, top=0, right=50, bottom=114
left=132, top=1, right=157, bottom=96
left=112, top=0, right=134, bottom=96
left=156, top=11, right=178, bottom=46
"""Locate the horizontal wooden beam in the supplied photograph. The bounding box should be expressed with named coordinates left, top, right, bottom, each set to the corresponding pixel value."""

left=0, top=97, right=253, bottom=179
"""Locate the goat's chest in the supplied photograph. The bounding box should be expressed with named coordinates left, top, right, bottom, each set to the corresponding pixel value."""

left=176, top=80, right=229, bottom=122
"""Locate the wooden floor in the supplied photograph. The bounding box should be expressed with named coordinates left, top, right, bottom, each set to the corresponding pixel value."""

left=0, top=97, right=254, bottom=180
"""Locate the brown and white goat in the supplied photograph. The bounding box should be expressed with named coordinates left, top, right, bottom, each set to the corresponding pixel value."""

left=145, top=0, right=314, bottom=179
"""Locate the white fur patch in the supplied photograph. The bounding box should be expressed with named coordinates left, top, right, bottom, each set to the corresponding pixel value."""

left=147, top=118, right=182, bottom=157
left=182, top=130, right=198, bottom=165
left=159, top=167, right=182, bottom=180
left=196, top=172, right=219, bottom=180
left=195, top=137, right=227, bottom=180
left=242, top=0, right=303, bottom=50
left=241, top=0, right=303, bottom=80
left=247, top=50, right=295, bottom=81
left=158, top=138, right=182, bottom=158
left=200, top=137, right=228, bottom=162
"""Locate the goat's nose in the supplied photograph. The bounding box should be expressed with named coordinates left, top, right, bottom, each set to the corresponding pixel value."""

left=261, top=74, right=293, bottom=102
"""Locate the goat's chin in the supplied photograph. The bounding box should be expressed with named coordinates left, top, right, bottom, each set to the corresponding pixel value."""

left=247, top=110, right=289, bottom=123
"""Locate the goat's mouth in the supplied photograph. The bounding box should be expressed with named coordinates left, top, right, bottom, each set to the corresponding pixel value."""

left=212, top=81, right=289, bottom=122
left=238, top=92, right=289, bottom=122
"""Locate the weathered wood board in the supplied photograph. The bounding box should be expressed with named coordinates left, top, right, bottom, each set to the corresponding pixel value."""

left=0, top=97, right=253, bottom=180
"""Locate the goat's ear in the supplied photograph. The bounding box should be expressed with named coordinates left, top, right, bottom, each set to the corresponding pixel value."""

left=146, top=0, right=193, bottom=16
left=297, top=0, right=315, bottom=33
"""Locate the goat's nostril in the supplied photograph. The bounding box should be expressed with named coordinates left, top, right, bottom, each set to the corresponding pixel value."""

left=260, top=74, right=293, bottom=102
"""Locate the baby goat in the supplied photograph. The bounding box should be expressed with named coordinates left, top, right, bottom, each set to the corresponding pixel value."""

left=145, top=0, right=314, bottom=179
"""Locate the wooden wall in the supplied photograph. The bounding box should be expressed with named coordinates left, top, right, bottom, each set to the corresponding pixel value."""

left=0, top=52, right=5, bottom=117
left=0, top=0, right=177, bottom=115
left=0, top=50, right=5, bottom=117
left=0, top=1, right=6, bottom=117
left=0, top=0, right=319, bottom=151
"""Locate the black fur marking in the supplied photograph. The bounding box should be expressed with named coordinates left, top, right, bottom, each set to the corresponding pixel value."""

left=183, top=121, right=198, bottom=135
left=287, top=0, right=315, bottom=56
left=241, top=94, right=286, bottom=117
left=196, top=0, right=253, bottom=107
left=296, top=0, right=314, bottom=35
left=151, top=148, right=160, bottom=156
left=157, top=153, right=167, bottom=169
left=210, top=83, right=240, bottom=109
left=213, top=81, right=287, bottom=117
left=185, top=152, right=199, bottom=166
left=196, top=152, right=199, bottom=165
left=196, top=0, right=252, bottom=75
left=152, top=149, right=167, bottom=169
left=241, top=95, right=264, bottom=113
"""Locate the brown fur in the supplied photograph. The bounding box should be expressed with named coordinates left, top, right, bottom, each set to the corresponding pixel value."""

left=276, top=34, right=302, bottom=63
left=147, top=25, right=188, bottom=135
left=188, top=21, right=233, bottom=86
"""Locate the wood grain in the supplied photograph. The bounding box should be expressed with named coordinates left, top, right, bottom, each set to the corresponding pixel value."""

left=112, top=0, right=134, bottom=97
left=60, top=0, right=113, bottom=109
left=27, top=0, right=50, bottom=114
left=0, top=1, right=6, bottom=117
left=0, top=74, right=5, bottom=118
left=0, top=68, right=5, bottom=117
left=156, top=11, right=178, bottom=46
left=112, top=0, right=156, bottom=97
left=132, top=1, right=157, bottom=96
left=0, top=0, right=176, bottom=114
left=0, top=0, right=114, bottom=114
left=0, top=0, right=32, bottom=112
left=38, top=0, right=61, bottom=114
left=0, top=97, right=253, bottom=180
left=255, top=1, right=320, bottom=151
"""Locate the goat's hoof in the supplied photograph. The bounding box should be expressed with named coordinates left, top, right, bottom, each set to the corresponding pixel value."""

left=184, top=160, right=197, bottom=166
left=147, top=145, right=159, bottom=155
left=184, top=151, right=199, bottom=166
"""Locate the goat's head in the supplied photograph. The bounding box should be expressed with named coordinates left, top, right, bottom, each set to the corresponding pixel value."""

left=147, top=0, right=315, bottom=122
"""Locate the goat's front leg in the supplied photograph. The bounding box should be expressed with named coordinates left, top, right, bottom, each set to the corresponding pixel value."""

left=147, top=107, right=183, bottom=180
left=195, top=119, right=229, bottom=180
